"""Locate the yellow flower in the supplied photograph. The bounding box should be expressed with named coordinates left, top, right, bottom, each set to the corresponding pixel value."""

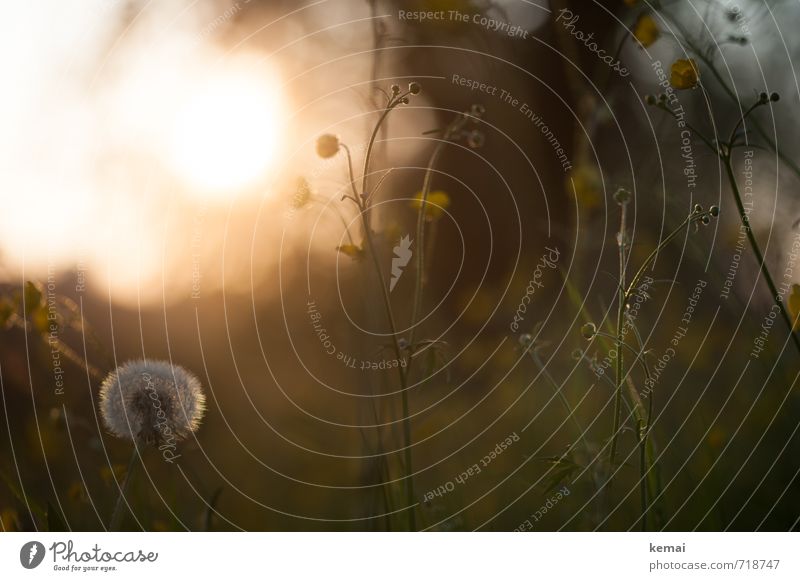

left=670, top=58, right=700, bottom=90
left=787, top=284, right=800, bottom=331
left=0, top=508, right=19, bottom=531
left=633, top=14, right=659, bottom=48
left=567, top=165, right=602, bottom=210
left=336, top=243, right=364, bottom=260
left=412, top=190, right=451, bottom=221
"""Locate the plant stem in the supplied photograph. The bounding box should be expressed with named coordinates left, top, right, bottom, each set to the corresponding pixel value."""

left=609, top=203, right=627, bottom=467
left=529, top=350, right=589, bottom=450
left=408, top=141, right=446, bottom=349
left=607, top=208, right=710, bottom=488
left=355, top=97, right=416, bottom=530
left=723, top=154, right=800, bottom=356
left=638, top=420, right=648, bottom=531
left=357, top=207, right=416, bottom=531
left=109, top=447, right=139, bottom=531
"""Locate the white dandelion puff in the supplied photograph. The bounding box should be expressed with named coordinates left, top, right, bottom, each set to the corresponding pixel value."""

left=99, top=359, right=206, bottom=445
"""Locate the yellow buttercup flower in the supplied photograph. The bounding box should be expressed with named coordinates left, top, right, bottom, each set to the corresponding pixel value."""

left=787, top=284, right=800, bottom=331
left=336, top=243, right=364, bottom=260
left=567, top=165, right=602, bottom=210
left=412, top=190, right=451, bottom=221
left=670, top=58, right=700, bottom=90
left=633, top=14, right=659, bottom=47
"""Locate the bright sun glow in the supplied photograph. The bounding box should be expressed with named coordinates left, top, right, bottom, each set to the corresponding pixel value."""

left=169, top=70, right=283, bottom=196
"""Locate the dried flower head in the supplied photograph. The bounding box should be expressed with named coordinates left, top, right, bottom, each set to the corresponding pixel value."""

left=99, top=360, right=205, bottom=445
left=315, top=134, right=340, bottom=158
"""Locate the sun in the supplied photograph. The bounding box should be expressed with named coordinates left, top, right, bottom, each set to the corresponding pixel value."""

left=169, top=69, right=283, bottom=197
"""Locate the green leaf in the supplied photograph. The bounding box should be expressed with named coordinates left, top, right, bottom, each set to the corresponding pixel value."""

left=0, top=298, right=14, bottom=327
left=22, top=281, right=44, bottom=317
left=46, top=502, right=67, bottom=532
left=0, top=468, right=46, bottom=525
left=203, top=487, right=223, bottom=531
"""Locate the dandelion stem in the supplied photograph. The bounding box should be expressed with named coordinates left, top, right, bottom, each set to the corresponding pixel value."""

left=109, top=447, right=139, bottom=531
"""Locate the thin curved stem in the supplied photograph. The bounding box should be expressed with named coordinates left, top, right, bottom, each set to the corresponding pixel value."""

left=341, top=143, right=360, bottom=201
left=408, top=141, right=447, bottom=349
left=593, top=331, right=651, bottom=382
left=723, top=154, right=800, bottom=357
left=529, top=350, right=589, bottom=450
left=609, top=208, right=710, bottom=470
left=361, top=93, right=409, bottom=202
left=109, top=447, right=139, bottom=531
left=638, top=420, right=648, bottom=531
left=609, top=202, right=627, bottom=467
left=357, top=208, right=416, bottom=530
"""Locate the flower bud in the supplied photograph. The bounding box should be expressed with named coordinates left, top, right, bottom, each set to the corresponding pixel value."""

left=580, top=323, right=597, bottom=340
left=408, top=82, right=421, bottom=95
left=316, top=134, right=340, bottom=158
left=613, top=187, right=631, bottom=205
left=467, top=130, right=484, bottom=149
left=470, top=104, right=486, bottom=119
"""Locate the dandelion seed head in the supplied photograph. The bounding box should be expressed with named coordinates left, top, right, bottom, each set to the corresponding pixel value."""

left=99, top=360, right=206, bottom=445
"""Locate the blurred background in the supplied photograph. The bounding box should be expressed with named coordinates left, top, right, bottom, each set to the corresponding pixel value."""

left=1, top=0, right=799, bottom=531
